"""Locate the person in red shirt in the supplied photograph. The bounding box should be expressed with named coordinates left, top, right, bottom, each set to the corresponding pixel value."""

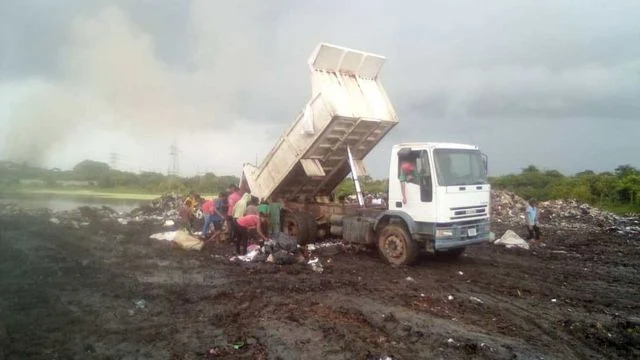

left=234, top=212, right=269, bottom=255
left=201, top=193, right=226, bottom=240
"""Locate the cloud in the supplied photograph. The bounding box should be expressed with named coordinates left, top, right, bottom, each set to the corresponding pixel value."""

left=0, top=0, right=639, bottom=176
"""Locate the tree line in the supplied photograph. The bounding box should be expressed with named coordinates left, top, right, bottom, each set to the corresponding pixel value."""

left=0, top=160, right=240, bottom=194
left=3, top=159, right=639, bottom=213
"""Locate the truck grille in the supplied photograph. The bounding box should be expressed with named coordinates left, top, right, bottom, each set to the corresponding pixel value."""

left=450, top=205, right=487, bottom=220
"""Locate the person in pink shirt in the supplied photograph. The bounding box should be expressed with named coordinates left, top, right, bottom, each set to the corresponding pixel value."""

left=226, top=185, right=242, bottom=242
left=234, top=212, right=269, bottom=255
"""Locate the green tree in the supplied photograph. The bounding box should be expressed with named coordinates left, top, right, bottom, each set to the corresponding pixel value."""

left=73, top=160, right=110, bottom=181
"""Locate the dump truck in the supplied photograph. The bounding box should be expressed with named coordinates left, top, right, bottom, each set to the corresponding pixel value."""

left=240, top=43, right=491, bottom=265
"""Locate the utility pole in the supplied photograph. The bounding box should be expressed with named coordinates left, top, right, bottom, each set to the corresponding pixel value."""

left=109, top=152, right=119, bottom=170
left=168, top=140, right=180, bottom=177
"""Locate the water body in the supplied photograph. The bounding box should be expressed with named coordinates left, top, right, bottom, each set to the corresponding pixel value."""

left=0, top=193, right=144, bottom=213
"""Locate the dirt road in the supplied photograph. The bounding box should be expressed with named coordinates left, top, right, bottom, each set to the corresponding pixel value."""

left=0, top=212, right=638, bottom=359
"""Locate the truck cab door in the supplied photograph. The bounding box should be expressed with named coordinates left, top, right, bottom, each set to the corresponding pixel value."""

left=388, top=149, right=435, bottom=223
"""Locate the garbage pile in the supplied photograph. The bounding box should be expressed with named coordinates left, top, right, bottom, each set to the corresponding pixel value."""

left=490, top=190, right=528, bottom=223
left=229, top=233, right=353, bottom=272
left=231, top=232, right=306, bottom=265
left=129, top=193, right=181, bottom=218
left=491, top=190, right=640, bottom=236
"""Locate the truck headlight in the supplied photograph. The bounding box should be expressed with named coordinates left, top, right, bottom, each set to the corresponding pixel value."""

left=436, top=229, right=453, bottom=237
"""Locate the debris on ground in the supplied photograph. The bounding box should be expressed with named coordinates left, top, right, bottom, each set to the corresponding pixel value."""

left=469, top=296, right=484, bottom=304
left=1, top=199, right=639, bottom=359
left=149, top=231, right=177, bottom=242
left=149, top=230, right=203, bottom=251
left=494, top=230, right=530, bottom=250
left=133, top=299, right=147, bottom=309
left=308, top=257, right=324, bottom=273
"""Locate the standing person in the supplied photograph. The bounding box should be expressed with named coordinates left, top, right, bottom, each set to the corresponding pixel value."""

left=257, top=201, right=269, bottom=217
left=201, top=194, right=225, bottom=240
left=526, top=198, right=541, bottom=241
left=226, top=185, right=242, bottom=242
left=245, top=196, right=259, bottom=216
left=208, top=192, right=227, bottom=241
left=200, top=197, right=215, bottom=238
left=234, top=212, right=269, bottom=255
left=180, top=191, right=199, bottom=233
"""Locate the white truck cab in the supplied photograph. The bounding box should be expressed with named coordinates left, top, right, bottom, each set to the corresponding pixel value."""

left=382, top=142, right=491, bottom=257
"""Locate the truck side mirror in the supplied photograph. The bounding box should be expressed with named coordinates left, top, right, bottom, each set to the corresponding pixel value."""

left=481, top=153, right=488, bottom=173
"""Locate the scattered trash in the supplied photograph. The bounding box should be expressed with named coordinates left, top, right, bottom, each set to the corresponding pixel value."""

left=133, top=299, right=146, bottom=309
left=266, top=254, right=274, bottom=263
left=308, top=258, right=323, bottom=273
left=236, top=250, right=260, bottom=262
left=469, top=296, right=484, bottom=304
left=494, top=230, right=530, bottom=250
left=447, top=338, right=456, bottom=345
left=457, top=271, right=464, bottom=276
left=163, top=219, right=175, bottom=227
left=49, top=217, right=60, bottom=224
left=150, top=230, right=204, bottom=250
left=448, top=295, right=454, bottom=301
left=117, top=218, right=129, bottom=225
left=551, top=298, right=557, bottom=303
left=232, top=342, right=245, bottom=350
left=405, top=276, right=415, bottom=282
left=246, top=244, right=261, bottom=253
left=272, top=250, right=296, bottom=265
left=173, top=231, right=204, bottom=251
left=264, top=233, right=298, bottom=253
left=149, top=231, right=177, bottom=242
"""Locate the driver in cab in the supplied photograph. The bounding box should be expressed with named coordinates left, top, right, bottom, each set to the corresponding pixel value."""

left=399, top=160, right=418, bottom=204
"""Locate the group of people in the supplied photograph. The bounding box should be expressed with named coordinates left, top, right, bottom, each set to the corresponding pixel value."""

left=178, top=185, right=276, bottom=255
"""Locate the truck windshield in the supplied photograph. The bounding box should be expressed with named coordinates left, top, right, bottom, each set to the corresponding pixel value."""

left=433, top=149, right=487, bottom=186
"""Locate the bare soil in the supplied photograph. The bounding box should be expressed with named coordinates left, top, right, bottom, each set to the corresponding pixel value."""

left=0, top=213, right=639, bottom=360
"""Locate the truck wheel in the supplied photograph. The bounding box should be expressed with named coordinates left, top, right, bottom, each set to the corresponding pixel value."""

left=436, top=247, right=465, bottom=259
left=377, top=223, right=418, bottom=265
left=281, top=211, right=316, bottom=245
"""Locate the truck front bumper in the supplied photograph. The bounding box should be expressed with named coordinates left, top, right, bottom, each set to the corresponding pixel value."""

left=433, top=219, right=491, bottom=251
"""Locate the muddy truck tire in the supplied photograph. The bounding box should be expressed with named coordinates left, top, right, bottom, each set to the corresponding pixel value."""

left=377, top=223, right=419, bottom=265
left=281, top=210, right=317, bottom=245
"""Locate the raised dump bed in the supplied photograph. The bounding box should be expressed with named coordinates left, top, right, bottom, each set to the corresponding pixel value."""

left=242, top=43, right=399, bottom=201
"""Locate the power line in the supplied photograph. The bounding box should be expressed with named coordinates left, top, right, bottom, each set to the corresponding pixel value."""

left=168, top=140, right=180, bottom=176
left=109, top=152, right=119, bottom=170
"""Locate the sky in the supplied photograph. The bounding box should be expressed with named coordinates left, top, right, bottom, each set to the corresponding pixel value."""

left=1, top=0, right=639, bottom=178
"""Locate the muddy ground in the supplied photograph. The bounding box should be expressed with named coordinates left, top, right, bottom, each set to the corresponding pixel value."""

left=0, top=211, right=639, bottom=360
